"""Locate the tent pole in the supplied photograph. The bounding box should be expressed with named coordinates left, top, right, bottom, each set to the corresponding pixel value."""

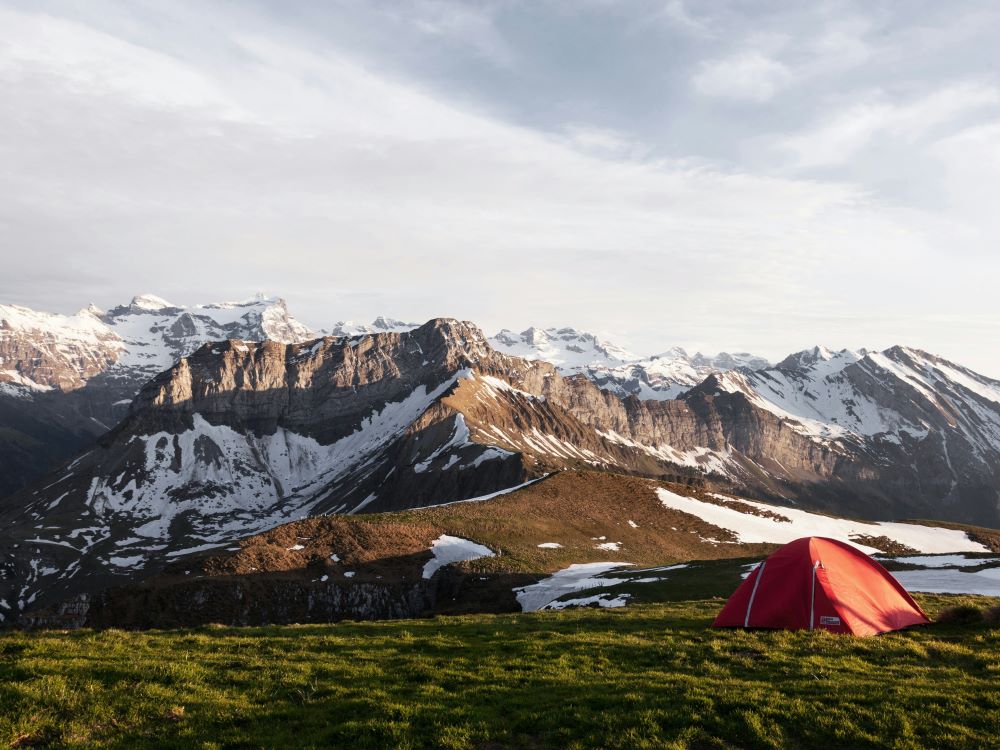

left=810, top=560, right=821, bottom=631
left=744, top=561, right=766, bottom=628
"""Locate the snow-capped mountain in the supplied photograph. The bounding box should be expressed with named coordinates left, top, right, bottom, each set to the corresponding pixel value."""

left=713, top=345, right=1000, bottom=445
left=0, top=294, right=315, bottom=498
left=0, top=319, right=792, bottom=620
left=0, top=293, right=313, bottom=393
left=6, top=318, right=1000, bottom=625
left=488, top=326, right=769, bottom=399
left=585, top=348, right=771, bottom=400
left=0, top=302, right=122, bottom=392
left=489, top=327, right=635, bottom=370
left=325, top=316, right=419, bottom=337
left=4, top=298, right=1000, bottom=627
left=101, top=294, right=314, bottom=384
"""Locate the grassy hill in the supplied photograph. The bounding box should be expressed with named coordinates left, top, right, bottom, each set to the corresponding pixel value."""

left=24, top=469, right=1000, bottom=629
left=4, top=594, right=999, bottom=749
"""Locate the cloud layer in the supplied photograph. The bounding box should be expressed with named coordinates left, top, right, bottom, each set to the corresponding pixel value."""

left=1, top=1, right=998, bottom=375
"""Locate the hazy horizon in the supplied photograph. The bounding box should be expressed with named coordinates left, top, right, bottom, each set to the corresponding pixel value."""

left=5, top=288, right=998, bottom=379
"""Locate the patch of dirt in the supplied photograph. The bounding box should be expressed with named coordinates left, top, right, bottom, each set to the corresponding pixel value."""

left=702, top=494, right=792, bottom=523
left=849, top=535, right=919, bottom=555
left=900, top=520, right=1000, bottom=553
left=194, top=519, right=442, bottom=582
left=967, top=529, right=1000, bottom=553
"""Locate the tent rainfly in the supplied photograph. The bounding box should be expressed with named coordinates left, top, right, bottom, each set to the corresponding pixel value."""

left=713, top=536, right=930, bottom=636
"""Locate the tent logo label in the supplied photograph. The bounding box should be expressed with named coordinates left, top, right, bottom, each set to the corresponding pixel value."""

left=819, top=615, right=842, bottom=626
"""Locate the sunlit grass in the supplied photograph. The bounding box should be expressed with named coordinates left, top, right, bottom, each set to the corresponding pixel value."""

left=2, top=595, right=998, bottom=749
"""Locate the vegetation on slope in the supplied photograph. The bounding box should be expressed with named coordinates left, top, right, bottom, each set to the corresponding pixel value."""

left=195, top=472, right=778, bottom=583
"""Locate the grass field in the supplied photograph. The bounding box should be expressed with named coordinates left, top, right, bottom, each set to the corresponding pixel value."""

left=2, top=595, right=999, bottom=750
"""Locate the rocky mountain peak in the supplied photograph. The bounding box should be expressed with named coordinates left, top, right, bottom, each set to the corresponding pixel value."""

left=371, top=315, right=410, bottom=331
left=650, top=346, right=689, bottom=360
left=523, top=326, right=550, bottom=346
left=488, top=325, right=633, bottom=370
left=77, top=303, right=105, bottom=318
left=776, top=345, right=857, bottom=372
left=126, top=294, right=178, bottom=313
left=685, top=370, right=752, bottom=398
left=880, top=345, right=929, bottom=367
left=409, top=317, right=491, bottom=364
left=689, top=351, right=771, bottom=371
left=327, top=317, right=418, bottom=337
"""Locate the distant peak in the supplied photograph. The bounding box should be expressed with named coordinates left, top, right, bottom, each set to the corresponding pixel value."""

left=199, top=295, right=283, bottom=310
left=77, top=303, right=104, bottom=318
left=814, top=345, right=834, bottom=360
left=371, top=315, right=414, bottom=330
left=522, top=327, right=551, bottom=345
left=327, top=316, right=419, bottom=337
left=129, top=294, right=176, bottom=311
left=775, top=345, right=866, bottom=374
left=651, top=346, right=689, bottom=360
left=777, top=345, right=833, bottom=370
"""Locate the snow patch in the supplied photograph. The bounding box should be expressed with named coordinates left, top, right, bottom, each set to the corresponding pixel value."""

left=545, top=593, right=631, bottom=610
left=655, top=488, right=989, bottom=554
left=108, top=554, right=145, bottom=568
left=426, top=475, right=550, bottom=508
left=514, top=562, right=634, bottom=612
left=886, top=554, right=1000, bottom=568
left=893, top=568, right=1000, bottom=596
left=422, top=535, right=496, bottom=579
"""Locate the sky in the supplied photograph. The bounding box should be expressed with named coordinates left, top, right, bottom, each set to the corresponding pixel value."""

left=1, top=0, right=999, bottom=375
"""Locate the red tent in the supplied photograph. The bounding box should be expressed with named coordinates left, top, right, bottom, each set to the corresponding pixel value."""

left=713, top=536, right=930, bottom=636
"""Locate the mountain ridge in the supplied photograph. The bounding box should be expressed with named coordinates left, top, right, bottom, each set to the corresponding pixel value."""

left=4, top=315, right=1000, bottom=625
left=488, top=325, right=770, bottom=400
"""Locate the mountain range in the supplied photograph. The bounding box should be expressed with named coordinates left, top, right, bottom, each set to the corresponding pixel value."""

left=2, top=294, right=1000, bottom=625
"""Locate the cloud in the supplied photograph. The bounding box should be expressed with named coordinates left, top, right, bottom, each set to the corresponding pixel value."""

left=0, top=8, right=239, bottom=113
left=780, top=82, right=1000, bottom=169
left=654, top=0, right=712, bottom=37
left=1, top=1, right=999, bottom=376
left=378, top=1, right=515, bottom=68
left=692, top=50, right=794, bottom=102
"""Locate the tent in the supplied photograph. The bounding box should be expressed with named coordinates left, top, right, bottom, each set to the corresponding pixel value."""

left=713, top=536, right=930, bottom=636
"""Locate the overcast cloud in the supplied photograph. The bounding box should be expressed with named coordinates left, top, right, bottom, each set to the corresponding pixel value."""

left=1, top=0, right=998, bottom=375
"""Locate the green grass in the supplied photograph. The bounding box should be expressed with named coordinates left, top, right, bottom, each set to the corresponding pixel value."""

left=2, top=595, right=999, bottom=749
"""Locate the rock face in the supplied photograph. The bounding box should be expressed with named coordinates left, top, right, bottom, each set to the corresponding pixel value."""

left=0, top=294, right=313, bottom=394
left=4, top=317, right=1000, bottom=626
left=23, top=579, right=447, bottom=629
left=711, top=346, right=1000, bottom=523
left=0, top=295, right=314, bottom=497
left=0, top=304, right=120, bottom=391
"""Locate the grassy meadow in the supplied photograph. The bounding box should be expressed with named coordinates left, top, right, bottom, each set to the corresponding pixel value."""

left=3, top=594, right=1000, bottom=749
